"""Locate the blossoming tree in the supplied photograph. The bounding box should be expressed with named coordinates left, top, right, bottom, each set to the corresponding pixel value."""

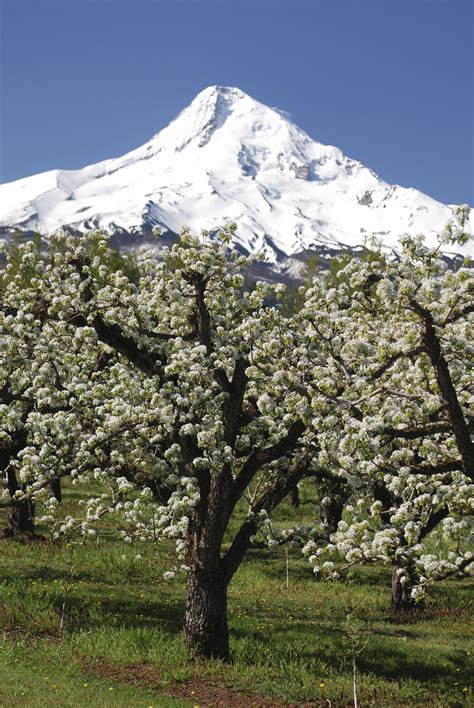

left=2, top=229, right=328, bottom=660
left=0, top=243, right=119, bottom=536
left=301, top=212, right=473, bottom=608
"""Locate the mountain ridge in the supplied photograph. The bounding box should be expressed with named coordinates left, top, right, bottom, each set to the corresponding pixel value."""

left=0, top=85, right=472, bottom=262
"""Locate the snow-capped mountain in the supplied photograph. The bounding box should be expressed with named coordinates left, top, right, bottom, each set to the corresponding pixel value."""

left=0, top=85, right=471, bottom=263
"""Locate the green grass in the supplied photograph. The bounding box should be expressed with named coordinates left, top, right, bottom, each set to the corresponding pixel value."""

left=0, top=484, right=472, bottom=706
left=1, top=640, right=187, bottom=707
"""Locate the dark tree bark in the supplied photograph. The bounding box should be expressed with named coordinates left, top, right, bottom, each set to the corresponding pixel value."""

left=50, top=477, right=62, bottom=503
left=391, top=566, right=417, bottom=611
left=318, top=477, right=349, bottom=540
left=184, top=469, right=232, bottom=661
left=1, top=431, right=37, bottom=538
left=4, top=498, right=36, bottom=538
left=320, top=496, right=344, bottom=539
left=184, top=560, right=230, bottom=661
left=411, top=300, right=474, bottom=481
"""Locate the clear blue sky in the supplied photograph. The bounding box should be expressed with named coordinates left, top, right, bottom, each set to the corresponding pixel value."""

left=0, top=0, right=472, bottom=204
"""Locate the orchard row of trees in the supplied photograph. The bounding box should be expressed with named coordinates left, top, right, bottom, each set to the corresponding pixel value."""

left=1, top=214, right=473, bottom=660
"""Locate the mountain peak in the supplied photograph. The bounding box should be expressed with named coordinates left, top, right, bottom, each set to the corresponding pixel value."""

left=193, top=85, right=248, bottom=102
left=162, top=85, right=271, bottom=150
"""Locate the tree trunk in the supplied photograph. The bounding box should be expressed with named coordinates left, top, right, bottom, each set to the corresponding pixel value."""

left=411, top=301, right=474, bottom=481
left=321, top=495, right=345, bottom=539
left=391, top=566, right=417, bottom=612
left=319, top=477, right=348, bottom=540
left=184, top=565, right=230, bottom=661
left=3, top=461, right=36, bottom=538
left=50, top=478, right=62, bottom=503
left=4, top=498, right=36, bottom=538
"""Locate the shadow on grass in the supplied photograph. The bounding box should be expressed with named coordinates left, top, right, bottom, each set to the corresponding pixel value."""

left=1, top=562, right=185, bottom=637
left=0, top=562, right=156, bottom=588
left=240, top=549, right=314, bottom=584
left=230, top=618, right=471, bottom=688
left=240, top=548, right=393, bottom=589
left=359, top=645, right=471, bottom=686
left=52, top=592, right=185, bottom=635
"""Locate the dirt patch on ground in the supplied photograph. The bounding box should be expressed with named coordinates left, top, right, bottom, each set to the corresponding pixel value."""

left=387, top=603, right=472, bottom=624
left=1, top=628, right=62, bottom=643
left=80, top=655, right=324, bottom=707
left=167, top=678, right=303, bottom=707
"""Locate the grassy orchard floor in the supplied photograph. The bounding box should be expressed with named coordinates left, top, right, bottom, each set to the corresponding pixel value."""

left=0, top=486, right=472, bottom=707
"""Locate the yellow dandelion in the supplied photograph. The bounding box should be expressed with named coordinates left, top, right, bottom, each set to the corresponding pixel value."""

left=320, top=682, right=326, bottom=688
left=83, top=683, right=88, bottom=687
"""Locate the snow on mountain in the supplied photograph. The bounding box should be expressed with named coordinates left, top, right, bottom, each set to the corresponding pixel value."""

left=0, top=85, right=471, bottom=262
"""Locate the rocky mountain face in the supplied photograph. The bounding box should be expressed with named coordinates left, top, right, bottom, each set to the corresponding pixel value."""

left=0, top=85, right=471, bottom=279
